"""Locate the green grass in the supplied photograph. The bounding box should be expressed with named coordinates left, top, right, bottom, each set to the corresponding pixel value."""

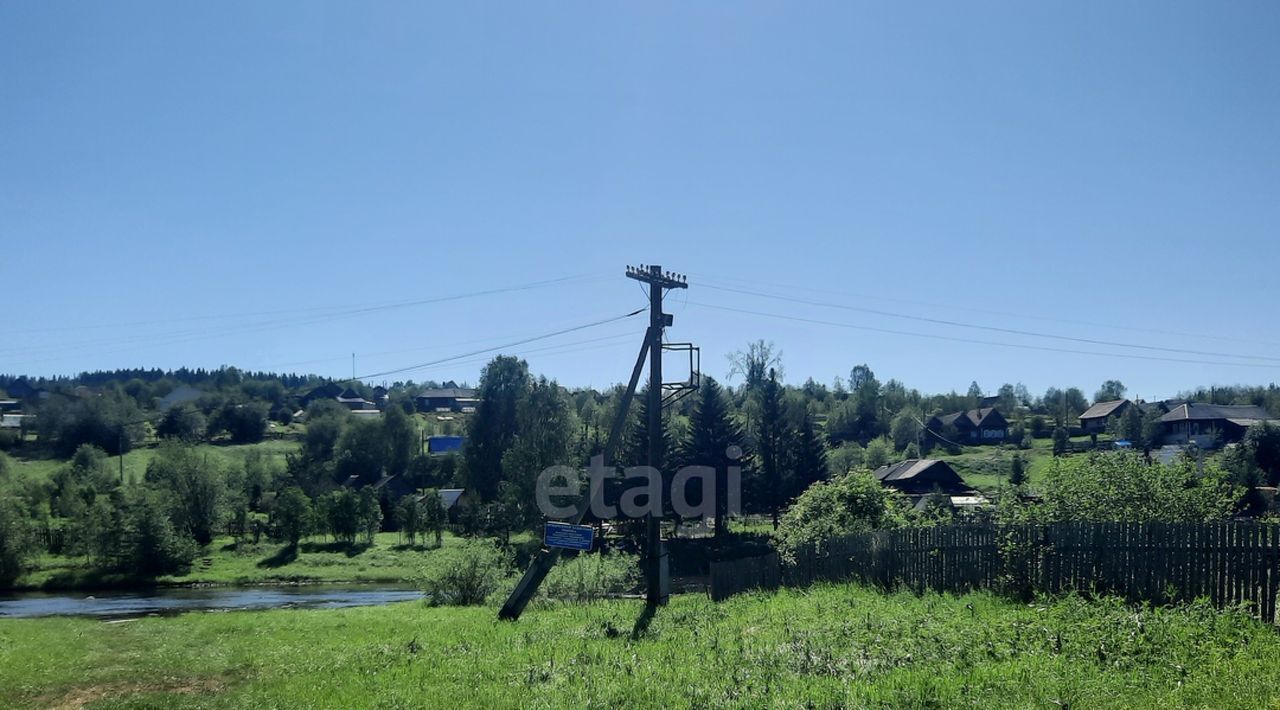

left=4, top=438, right=300, bottom=485
left=945, top=446, right=1054, bottom=493
left=16, top=530, right=539, bottom=591
left=3, top=584, right=1279, bottom=708
left=16, top=532, right=449, bottom=591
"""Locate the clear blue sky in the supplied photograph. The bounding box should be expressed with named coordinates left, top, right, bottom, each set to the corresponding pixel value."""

left=3, top=2, right=1278, bottom=400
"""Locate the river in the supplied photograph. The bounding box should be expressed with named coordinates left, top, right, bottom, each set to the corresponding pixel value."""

left=0, top=585, right=425, bottom=619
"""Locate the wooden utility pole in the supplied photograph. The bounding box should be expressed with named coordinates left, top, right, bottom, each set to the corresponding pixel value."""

left=498, top=264, right=688, bottom=619
left=625, top=264, right=687, bottom=606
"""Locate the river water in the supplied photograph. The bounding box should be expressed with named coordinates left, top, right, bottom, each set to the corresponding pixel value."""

left=0, top=585, right=424, bottom=619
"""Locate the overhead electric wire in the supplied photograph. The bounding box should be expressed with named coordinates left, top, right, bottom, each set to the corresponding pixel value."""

left=275, top=330, right=638, bottom=375
left=689, top=271, right=1280, bottom=349
left=352, top=307, right=647, bottom=381
left=694, top=282, right=1280, bottom=363
left=687, top=301, right=1280, bottom=370
left=399, top=333, right=638, bottom=374
left=1, top=274, right=605, bottom=364
left=8, top=273, right=600, bottom=337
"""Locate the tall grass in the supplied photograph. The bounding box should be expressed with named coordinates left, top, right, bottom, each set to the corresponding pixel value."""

left=3, top=583, right=1279, bottom=708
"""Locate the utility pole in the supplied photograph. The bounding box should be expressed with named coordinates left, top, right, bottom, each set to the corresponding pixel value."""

left=626, top=264, right=687, bottom=606
left=498, top=264, right=691, bottom=620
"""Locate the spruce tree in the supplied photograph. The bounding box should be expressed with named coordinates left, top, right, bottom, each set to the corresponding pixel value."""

left=790, top=402, right=827, bottom=497
left=755, top=369, right=794, bottom=529
left=679, top=377, right=746, bottom=537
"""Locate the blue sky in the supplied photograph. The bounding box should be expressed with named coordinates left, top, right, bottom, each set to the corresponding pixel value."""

left=3, top=2, right=1278, bottom=400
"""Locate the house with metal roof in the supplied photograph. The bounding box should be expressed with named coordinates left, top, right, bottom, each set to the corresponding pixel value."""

left=871, top=459, right=987, bottom=510
left=337, top=387, right=376, bottom=411
left=1159, top=403, right=1276, bottom=447
left=926, top=408, right=1008, bottom=444
left=415, top=387, right=479, bottom=413
left=872, top=459, right=972, bottom=495
left=1078, top=399, right=1135, bottom=434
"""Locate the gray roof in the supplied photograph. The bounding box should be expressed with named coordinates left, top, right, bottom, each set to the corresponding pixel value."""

left=1079, top=399, right=1130, bottom=421
left=438, top=489, right=466, bottom=509
left=158, top=386, right=203, bottom=411
left=1159, top=403, right=1275, bottom=423
left=936, top=407, right=1001, bottom=428
left=873, top=459, right=951, bottom=482
left=416, top=388, right=477, bottom=400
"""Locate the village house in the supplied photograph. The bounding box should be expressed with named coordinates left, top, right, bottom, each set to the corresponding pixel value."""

left=299, top=382, right=344, bottom=408
left=415, top=386, right=479, bottom=413
left=871, top=459, right=987, bottom=511
left=337, top=387, right=376, bottom=411
left=420, top=488, right=473, bottom=525
left=1159, top=403, right=1277, bottom=448
left=926, top=408, right=1008, bottom=444
left=1078, top=399, right=1136, bottom=434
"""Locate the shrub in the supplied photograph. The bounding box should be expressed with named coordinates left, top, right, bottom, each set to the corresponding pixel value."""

left=826, top=443, right=864, bottom=477
left=145, top=442, right=225, bottom=546
left=541, top=552, right=640, bottom=603
left=416, top=540, right=513, bottom=606
left=863, top=438, right=891, bottom=470
left=120, top=491, right=197, bottom=576
left=1009, top=452, right=1026, bottom=486
left=0, top=496, right=35, bottom=585
left=155, top=403, right=206, bottom=442
left=1052, top=426, right=1070, bottom=456
left=1003, top=451, right=1241, bottom=523
left=773, top=470, right=908, bottom=562
left=207, top=402, right=269, bottom=444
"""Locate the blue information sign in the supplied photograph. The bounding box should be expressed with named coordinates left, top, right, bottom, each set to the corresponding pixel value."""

left=544, top=521, right=594, bottom=551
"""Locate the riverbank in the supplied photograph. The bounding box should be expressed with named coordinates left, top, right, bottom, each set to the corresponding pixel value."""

left=8, top=532, right=473, bottom=593
left=4, top=583, right=1280, bottom=708
left=0, top=584, right=423, bottom=619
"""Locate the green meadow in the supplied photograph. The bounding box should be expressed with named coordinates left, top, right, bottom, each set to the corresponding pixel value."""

left=3, top=583, right=1279, bottom=709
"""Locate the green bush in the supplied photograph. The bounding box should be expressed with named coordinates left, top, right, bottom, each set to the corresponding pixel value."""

left=0, top=495, right=35, bottom=585
left=416, top=540, right=514, bottom=606
left=1002, top=451, right=1241, bottom=523
left=120, top=490, right=197, bottom=576
left=773, top=470, right=908, bottom=562
left=826, top=442, right=864, bottom=477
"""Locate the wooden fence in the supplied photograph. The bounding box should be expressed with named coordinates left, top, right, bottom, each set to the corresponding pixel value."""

left=709, top=522, right=1280, bottom=623
left=709, top=552, right=780, bottom=601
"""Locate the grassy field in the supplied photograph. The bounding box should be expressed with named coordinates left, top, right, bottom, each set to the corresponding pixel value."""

left=3, top=583, right=1280, bottom=708
left=16, top=532, right=437, bottom=591
left=15, top=530, right=539, bottom=591
left=946, top=444, right=1055, bottom=493
left=4, top=438, right=300, bottom=486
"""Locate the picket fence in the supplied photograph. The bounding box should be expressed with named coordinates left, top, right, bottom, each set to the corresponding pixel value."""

left=708, top=522, right=1280, bottom=622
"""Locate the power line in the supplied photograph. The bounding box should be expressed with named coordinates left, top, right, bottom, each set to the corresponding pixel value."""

left=1, top=274, right=605, bottom=365
left=687, top=301, right=1280, bottom=370
left=353, top=308, right=647, bottom=380
left=7, top=274, right=600, bottom=336
left=689, top=271, right=1280, bottom=349
left=695, top=282, right=1280, bottom=363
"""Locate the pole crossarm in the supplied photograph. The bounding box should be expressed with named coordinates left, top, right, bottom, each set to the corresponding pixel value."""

left=625, top=264, right=688, bottom=291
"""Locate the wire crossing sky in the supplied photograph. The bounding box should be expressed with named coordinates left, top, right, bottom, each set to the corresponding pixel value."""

left=2, top=3, right=1278, bottom=398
